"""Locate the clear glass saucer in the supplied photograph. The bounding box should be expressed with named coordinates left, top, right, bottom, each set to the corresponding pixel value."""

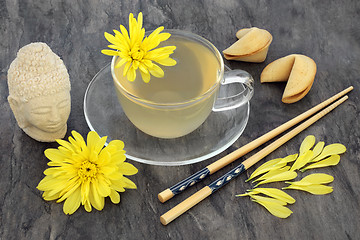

left=83, top=63, right=250, bottom=166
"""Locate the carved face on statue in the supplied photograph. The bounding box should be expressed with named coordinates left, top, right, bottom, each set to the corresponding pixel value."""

left=7, top=42, right=71, bottom=142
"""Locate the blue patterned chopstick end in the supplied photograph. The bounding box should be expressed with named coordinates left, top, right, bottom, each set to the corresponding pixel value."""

left=209, top=164, right=246, bottom=192
left=170, top=168, right=211, bottom=195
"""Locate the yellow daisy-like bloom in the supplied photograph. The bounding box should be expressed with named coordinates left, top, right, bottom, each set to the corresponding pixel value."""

left=101, top=12, right=177, bottom=82
left=37, top=130, right=138, bottom=215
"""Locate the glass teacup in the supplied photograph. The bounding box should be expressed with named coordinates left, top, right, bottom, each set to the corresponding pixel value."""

left=111, top=29, right=254, bottom=139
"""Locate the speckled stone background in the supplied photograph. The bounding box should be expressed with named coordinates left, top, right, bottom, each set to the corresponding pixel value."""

left=1, top=0, right=359, bottom=239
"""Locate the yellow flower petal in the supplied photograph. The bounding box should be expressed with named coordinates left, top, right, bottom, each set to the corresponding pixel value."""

left=140, top=68, right=151, bottom=83
left=126, top=66, right=137, bottom=82
left=71, top=130, right=87, bottom=149
left=252, top=166, right=290, bottom=183
left=57, top=180, right=81, bottom=203
left=290, top=150, right=314, bottom=171
left=155, top=57, right=177, bottom=66
left=42, top=191, right=60, bottom=201
left=111, top=179, right=126, bottom=192
left=142, top=59, right=153, bottom=68
left=80, top=179, right=90, bottom=204
left=123, top=61, right=131, bottom=77
left=56, top=146, right=73, bottom=159
left=86, top=131, right=101, bottom=151
left=137, top=12, right=143, bottom=29
left=255, top=171, right=297, bottom=187
left=148, top=63, right=164, bottom=78
left=253, top=199, right=293, bottom=218
left=283, top=184, right=333, bottom=195
left=250, top=195, right=287, bottom=206
left=107, top=140, right=124, bottom=150
left=311, top=141, right=325, bottom=160
left=277, top=154, right=298, bottom=165
left=56, top=139, right=76, bottom=152
left=115, top=57, right=129, bottom=68
left=44, top=149, right=65, bottom=163
left=104, top=31, right=122, bottom=45
left=301, top=155, right=340, bottom=172
left=246, top=158, right=283, bottom=182
left=111, top=151, right=127, bottom=164
left=90, top=181, right=104, bottom=211
left=101, top=49, right=120, bottom=56
left=286, top=173, right=334, bottom=186
left=118, top=162, right=138, bottom=175
left=43, top=167, right=64, bottom=177
left=145, top=26, right=165, bottom=49
left=250, top=188, right=296, bottom=204
left=157, top=32, right=171, bottom=42
left=96, top=176, right=111, bottom=197
left=235, top=192, right=253, bottom=197
left=299, top=135, right=316, bottom=156
left=120, top=24, right=130, bottom=45
left=146, top=46, right=176, bottom=59
left=84, top=200, right=92, bottom=212
left=109, top=189, right=120, bottom=204
left=107, top=171, right=123, bottom=181
left=122, top=176, right=137, bottom=189
left=68, top=136, right=81, bottom=151
left=311, top=143, right=346, bottom=162
left=63, top=187, right=81, bottom=215
left=94, top=136, right=107, bottom=155
left=37, top=176, right=68, bottom=192
left=142, top=37, right=160, bottom=52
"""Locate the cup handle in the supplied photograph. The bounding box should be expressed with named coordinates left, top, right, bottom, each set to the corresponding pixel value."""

left=212, top=69, right=254, bottom=112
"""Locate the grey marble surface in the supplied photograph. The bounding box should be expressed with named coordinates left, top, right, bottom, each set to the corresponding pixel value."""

left=1, top=0, right=360, bottom=239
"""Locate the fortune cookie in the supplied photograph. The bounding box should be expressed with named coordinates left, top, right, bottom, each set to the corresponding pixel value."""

left=261, top=54, right=317, bottom=104
left=223, top=27, right=272, bottom=63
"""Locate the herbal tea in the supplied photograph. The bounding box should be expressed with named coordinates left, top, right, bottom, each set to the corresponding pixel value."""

left=112, top=34, right=221, bottom=138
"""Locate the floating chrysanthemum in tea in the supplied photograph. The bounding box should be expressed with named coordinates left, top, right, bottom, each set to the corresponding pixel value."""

left=102, top=12, right=177, bottom=82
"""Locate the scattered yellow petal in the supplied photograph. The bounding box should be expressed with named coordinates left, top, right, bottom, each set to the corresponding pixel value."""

left=246, top=158, right=284, bottom=182
left=253, top=166, right=290, bottom=183
left=250, top=195, right=287, bottom=205
left=299, top=135, right=316, bottom=156
left=283, top=184, right=333, bottom=195
left=311, top=141, right=325, bottom=160
left=311, top=143, right=346, bottom=162
left=235, top=192, right=253, bottom=197
left=250, top=187, right=296, bottom=204
left=301, top=155, right=341, bottom=172
left=290, top=150, right=314, bottom=171
left=286, top=173, right=334, bottom=186
left=278, top=154, right=298, bottom=164
left=255, top=171, right=297, bottom=187
left=252, top=199, right=293, bottom=218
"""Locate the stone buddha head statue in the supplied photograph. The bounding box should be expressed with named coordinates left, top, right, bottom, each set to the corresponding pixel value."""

left=7, top=42, right=71, bottom=142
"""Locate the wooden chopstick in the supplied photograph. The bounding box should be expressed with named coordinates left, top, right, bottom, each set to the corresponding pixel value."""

left=160, top=95, right=350, bottom=225
left=158, top=86, right=353, bottom=203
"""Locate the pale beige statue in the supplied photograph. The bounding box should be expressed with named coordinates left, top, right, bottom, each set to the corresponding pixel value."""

left=7, top=42, right=71, bottom=142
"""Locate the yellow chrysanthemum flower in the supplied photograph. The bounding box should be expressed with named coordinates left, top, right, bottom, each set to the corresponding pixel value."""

left=101, top=12, right=177, bottom=83
left=37, top=130, right=138, bottom=215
